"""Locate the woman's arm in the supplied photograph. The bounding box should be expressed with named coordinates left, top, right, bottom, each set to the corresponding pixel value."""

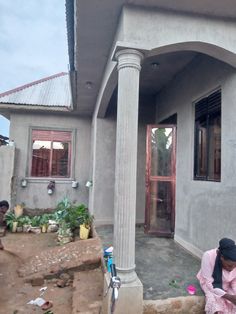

left=199, top=251, right=225, bottom=297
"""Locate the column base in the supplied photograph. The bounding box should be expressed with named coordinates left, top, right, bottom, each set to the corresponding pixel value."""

left=116, top=266, right=137, bottom=283
left=101, top=271, right=143, bottom=314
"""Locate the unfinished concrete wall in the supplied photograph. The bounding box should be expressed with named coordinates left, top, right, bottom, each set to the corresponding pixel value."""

left=90, top=95, right=155, bottom=225
left=0, top=145, right=16, bottom=207
left=155, top=54, right=236, bottom=254
left=91, top=116, right=116, bottom=225
left=9, top=112, right=91, bottom=210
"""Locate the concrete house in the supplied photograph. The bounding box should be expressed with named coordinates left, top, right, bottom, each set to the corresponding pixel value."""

left=65, top=1, right=236, bottom=310
left=1, top=1, right=236, bottom=311
left=0, top=72, right=91, bottom=209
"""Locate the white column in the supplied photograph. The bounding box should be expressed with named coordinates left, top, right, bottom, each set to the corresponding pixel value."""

left=114, top=49, right=143, bottom=283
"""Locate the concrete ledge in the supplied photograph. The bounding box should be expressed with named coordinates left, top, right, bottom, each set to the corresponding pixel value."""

left=143, top=296, right=205, bottom=314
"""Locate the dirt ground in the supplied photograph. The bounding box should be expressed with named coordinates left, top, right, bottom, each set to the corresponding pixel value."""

left=0, top=233, right=73, bottom=314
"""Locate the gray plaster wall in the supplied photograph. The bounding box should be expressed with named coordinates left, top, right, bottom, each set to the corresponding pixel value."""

left=0, top=145, right=16, bottom=206
left=9, top=112, right=91, bottom=210
left=91, top=97, right=155, bottom=225
left=121, top=6, right=236, bottom=66
left=155, top=54, right=236, bottom=254
left=91, top=116, right=116, bottom=225
left=95, top=5, right=236, bottom=123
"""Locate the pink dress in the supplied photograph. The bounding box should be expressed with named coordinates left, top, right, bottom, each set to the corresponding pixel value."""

left=197, top=249, right=236, bottom=314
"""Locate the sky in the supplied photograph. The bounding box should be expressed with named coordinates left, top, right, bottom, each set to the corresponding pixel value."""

left=0, top=0, right=68, bottom=137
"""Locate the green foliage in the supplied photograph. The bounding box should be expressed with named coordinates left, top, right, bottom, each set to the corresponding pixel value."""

left=30, top=215, right=42, bottom=227
left=55, top=198, right=94, bottom=230
left=39, top=214, right=50, bottom=226
left=57, top=220, right=72, bottom=237
left=82, top=210, right=94, bottom=228
left=17, top=215, right=31, bottom=227
left=5, top=211, right=17, bottom=229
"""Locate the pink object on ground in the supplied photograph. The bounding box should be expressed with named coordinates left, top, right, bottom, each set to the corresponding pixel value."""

left=187, top=284, right=196, bottom=295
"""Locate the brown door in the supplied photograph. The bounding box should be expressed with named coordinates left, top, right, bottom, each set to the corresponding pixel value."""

left=145, top=125, right=176, bottom=237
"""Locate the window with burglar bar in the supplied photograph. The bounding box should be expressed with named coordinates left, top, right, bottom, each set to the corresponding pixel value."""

left=30, top=129, right=72, bottom=177
left=194, top=90, right=221, bottom=181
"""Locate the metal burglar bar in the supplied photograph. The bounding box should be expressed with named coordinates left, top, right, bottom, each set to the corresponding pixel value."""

left=194, top=90, right=221, bottom=181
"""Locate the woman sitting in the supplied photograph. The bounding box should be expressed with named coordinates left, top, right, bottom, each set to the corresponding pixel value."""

left=197, top=238, right=236, bottom=314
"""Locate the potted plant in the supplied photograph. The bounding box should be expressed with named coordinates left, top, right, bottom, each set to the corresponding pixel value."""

left=79, top=209, right=94, bottom=240
left=40, top=214, right=49, bottom=233
left=57, top=220, right=73, bottom=244
left=20, top=215, right=32, bottom=232
left=16, top=216, right=24, bottom=232
left=30, top=215, right=42, bottom=233
left=5, top=211, right=18, bottom=232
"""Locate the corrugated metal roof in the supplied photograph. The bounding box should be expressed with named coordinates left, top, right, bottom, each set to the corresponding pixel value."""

left=0, top=72, right=71, bottom=107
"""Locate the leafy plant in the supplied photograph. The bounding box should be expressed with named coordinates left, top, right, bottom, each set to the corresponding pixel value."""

left=55, top=198, right=89, bottom=230
left=30, top=215, right=42, bottom=227
left=82, top=209, right=94, bottom=228
left=40, top=214, right=50, bottom=226
left=5, top=211, right=17, bottom=230
left=17, top=215, right=31, bottom=227
left=57, top=221, right=72, bottom=237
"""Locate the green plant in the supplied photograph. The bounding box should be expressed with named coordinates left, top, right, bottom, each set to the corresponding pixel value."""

left=82, top=209, right=94, bottom=228
left=17, top=215, right=31, bottom=227
left=57, top=221, right=72, bottom=237
left=40, top=214, right=50, bottom=226
left=55, top=198, right=89, bottom=230
left=56, top=197, right=71, bottom=211
left=30, top=215, right=41, bottom=227
left=5, top=211, right=17, bottom=230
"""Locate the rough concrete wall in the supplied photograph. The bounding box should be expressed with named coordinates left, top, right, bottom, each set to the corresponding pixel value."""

left=95, top=4, right=236, bottom=123
left=91, top=96, right=155, bottom=225
left=136, top=98, right=156, bottom=223
left=92, top=116, right=116, bottom=225
left=122, top=6, right=236, bottom=66
left=9, top=112, right=91, bottom=209
left=0, top=145, right=15, bottom=206
left=155, top=54, right=236, bottom=254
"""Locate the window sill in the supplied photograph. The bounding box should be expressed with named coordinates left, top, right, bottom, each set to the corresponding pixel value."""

left=193, top=177, right=221, bottom=183
left=25, top=177, right=76, bottom=184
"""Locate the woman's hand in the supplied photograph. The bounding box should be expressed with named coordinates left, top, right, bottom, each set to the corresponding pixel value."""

left=223, top=293, right=236, bottom=305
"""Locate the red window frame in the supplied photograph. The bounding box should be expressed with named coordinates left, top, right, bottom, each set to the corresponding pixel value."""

left=30, top=129, right=72, bottom=178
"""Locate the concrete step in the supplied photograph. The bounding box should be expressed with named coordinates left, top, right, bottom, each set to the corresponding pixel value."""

left=72, top=268, right=104, bottom=314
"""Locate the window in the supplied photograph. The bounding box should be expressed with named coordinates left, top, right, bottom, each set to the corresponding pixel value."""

left=31, top=129, right=72, bottom=177
left=194, top=90, right=221, bottom=181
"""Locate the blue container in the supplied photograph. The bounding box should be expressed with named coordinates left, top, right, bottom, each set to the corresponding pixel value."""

left=107, top=257, right=113, bottom=272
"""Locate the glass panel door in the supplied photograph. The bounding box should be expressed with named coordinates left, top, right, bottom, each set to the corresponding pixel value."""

left=145, top=125, right=176, bottom=236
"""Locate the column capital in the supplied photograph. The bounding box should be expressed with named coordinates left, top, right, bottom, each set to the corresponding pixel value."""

left=115, top=49, right=144, bottom=71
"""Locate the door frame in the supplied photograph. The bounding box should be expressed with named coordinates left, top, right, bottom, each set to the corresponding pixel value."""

left=144, top=124, right=176, bottom=237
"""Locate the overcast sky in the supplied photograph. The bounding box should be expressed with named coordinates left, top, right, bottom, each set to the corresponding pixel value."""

left=0, top=0, right=68, bottom=137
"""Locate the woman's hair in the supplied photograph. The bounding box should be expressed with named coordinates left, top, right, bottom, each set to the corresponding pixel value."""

left=212, top=238, right=236, bottom=289
left=219, top=238, right=236, bottom=261
left=0, top=200, right=9, bottom=209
